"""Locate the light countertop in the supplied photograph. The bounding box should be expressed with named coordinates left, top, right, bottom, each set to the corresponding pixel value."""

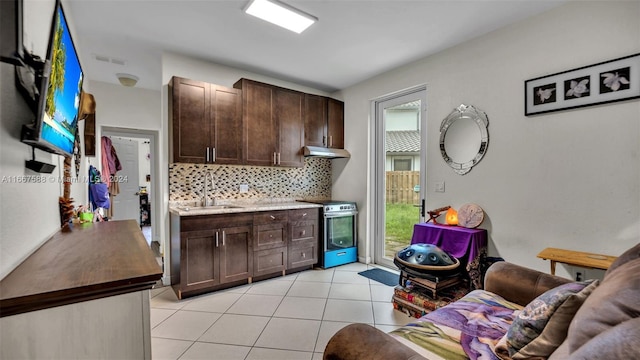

left=169, top=201, right=322, bottom=216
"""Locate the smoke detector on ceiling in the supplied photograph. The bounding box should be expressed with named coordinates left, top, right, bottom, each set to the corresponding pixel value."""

left=116, top=73, right=139, bottom=87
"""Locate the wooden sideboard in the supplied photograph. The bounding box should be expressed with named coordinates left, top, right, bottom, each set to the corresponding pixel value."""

left=0, top=220, right=163, bottom=359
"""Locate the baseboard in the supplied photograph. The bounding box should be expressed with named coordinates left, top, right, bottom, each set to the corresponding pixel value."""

left=358, top=255, right=371, bottom=264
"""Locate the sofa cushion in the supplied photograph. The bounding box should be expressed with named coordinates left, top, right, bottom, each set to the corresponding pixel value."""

left=568, top=258, right=640, bottom=353
left=605, top=242, right=640, bottom=276
left=504, top=279, right=599, bottom=359
left=567, top=317, right=640, bottom=359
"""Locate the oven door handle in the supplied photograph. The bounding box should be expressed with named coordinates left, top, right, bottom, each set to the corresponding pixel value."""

left=324, top=211, right=358, bottom=218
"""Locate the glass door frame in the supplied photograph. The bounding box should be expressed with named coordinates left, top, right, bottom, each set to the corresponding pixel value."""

left=371, top=86, right=427, bottom=269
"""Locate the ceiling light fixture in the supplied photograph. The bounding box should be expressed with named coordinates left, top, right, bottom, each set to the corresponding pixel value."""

left=244, top=0, right=317, bottom=34
left=116, top=73, right=139, bottom=87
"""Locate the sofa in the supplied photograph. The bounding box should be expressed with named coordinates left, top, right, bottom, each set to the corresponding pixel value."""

left=323, top=243, right=640, bottom=360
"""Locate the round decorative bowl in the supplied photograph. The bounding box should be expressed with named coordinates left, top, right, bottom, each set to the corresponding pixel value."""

left=394, top=244, right=461, bottom=278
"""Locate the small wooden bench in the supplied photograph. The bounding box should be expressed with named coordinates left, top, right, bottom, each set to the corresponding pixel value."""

left=537, top=247, right=617, bottom=275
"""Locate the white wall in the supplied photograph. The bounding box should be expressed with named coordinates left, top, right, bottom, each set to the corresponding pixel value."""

left=85, top=80, right=161, bottom=243
left=0, top=0, right=88, bottom=279
left=85, top=80, right=161, bottom=173
left=334, top=1, right=640, bottom=277
left=162, top=52, right=333, bottom=96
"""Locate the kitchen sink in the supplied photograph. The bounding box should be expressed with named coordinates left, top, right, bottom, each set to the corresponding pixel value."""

left=178, top=205, right=242, bottom=211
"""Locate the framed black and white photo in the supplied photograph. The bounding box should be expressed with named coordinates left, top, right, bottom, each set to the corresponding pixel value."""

left=525, top=53, right=640, bottom=116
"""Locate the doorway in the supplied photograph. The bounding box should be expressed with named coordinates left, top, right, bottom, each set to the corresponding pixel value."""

left=102, top=128, right=160, bottom=265
left=373, top=87, right=427, bottom=268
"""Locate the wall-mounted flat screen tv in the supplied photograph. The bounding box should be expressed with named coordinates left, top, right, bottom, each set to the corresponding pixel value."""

left=21, top=0, right=83, bottom=157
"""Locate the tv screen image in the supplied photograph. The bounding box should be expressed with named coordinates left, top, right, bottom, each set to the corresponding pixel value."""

left=39, top=3, right=83, bottom=156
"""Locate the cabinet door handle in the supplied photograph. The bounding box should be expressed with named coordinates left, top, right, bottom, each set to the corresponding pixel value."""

left=206, top=147, right=210, bottom=162
left=302, top=252, right=306, bottom=258
left=301, top=230, right=306, bottom=236
left=212, top=147, right=216, bottom=163
left=277, top=152, right=281, bottom=165
left=329, top=136, right=333, bottom=147
left=270, top=215, right=276, bottom=220
left=302, top=213, right=307, bottom=217
left=222, top=230, right=225, bottom=246
left=323, top=136, right=326, bottom=146
left=215, top=231, right=219, bottom=247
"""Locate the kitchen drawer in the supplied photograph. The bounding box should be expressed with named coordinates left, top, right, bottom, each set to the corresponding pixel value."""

left=180, top=213, right=252, bottom=232
left=288, top=208, right=318, bottom=222
left=288, top=240, right=317, bottom=269
left=254, top=210, right=288, bottom=224
left=254, top=247, right=287, bottom=277
left=290, top=221, right=316, bottom=243
left=254, top=223, right=287, bottom=251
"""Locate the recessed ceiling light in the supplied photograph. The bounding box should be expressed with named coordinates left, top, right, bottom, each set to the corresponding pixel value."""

left=244, top=0, right=317, bottom=34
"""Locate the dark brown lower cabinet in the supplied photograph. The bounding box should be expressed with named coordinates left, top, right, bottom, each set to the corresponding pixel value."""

left=253, top=210, right=288, bottom=277
left=288, top=209, right=319, bottom=269
left=254, top=247, right=287, bottom=277
left=179, top=229, right=220, bottom=294
left=171, top=213, right=253, bottom=299
left=171, top=208, right=319, bottom=299
left=219, top=225, right=253, bottom=283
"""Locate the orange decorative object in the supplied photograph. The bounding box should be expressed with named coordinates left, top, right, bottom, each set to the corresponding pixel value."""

left=445, top=207, right=458, bottom=225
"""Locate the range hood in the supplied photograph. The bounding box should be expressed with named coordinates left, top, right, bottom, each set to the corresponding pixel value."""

left=303, top=146, right=351, bottom=158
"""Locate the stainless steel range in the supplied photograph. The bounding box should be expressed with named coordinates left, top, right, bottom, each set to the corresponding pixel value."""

left=306, top=200, right=358, bottom=268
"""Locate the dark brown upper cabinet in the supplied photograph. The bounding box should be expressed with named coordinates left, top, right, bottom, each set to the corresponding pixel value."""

left=234, top=78, right=304, bottom=167
left=170, top=76, right=242, bottom=164
left=304, top=94, right=344, bottom=149
left=327, top=98, right=344, bottom=149
left=304, top=94, right=327, bottom=148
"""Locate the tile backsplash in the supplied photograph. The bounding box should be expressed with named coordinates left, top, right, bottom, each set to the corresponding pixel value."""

left=169, top=157, right=331, bottom=204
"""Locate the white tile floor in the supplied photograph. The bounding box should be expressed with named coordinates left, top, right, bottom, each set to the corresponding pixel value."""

left=150, top=262, right=414, bottom=360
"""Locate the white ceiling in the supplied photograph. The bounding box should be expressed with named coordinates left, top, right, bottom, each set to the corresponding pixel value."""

left=65, top=0, right=565, bottom=93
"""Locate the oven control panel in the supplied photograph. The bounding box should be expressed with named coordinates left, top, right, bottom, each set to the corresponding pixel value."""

left=324, top=203, right=357, bottom=213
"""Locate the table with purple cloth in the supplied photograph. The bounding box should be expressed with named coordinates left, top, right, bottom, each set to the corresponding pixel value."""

left=410, top=223, right=487, bottom=289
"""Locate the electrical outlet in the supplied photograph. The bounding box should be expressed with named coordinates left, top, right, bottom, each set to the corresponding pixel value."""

left=435, top=181, right=445, bottom=192
left=575, top=271, right=583, bottom=281
left=239, top=184, right=249, bottom=193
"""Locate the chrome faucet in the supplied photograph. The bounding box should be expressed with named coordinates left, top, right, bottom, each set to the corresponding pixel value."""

left=203, top=171, right=215, bottom=207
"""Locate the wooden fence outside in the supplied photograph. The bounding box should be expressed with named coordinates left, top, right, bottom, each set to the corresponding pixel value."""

left=386, top=171, right=420, bottom=204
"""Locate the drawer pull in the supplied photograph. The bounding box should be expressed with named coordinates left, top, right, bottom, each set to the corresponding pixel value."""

left=337, top=251, right=347, bottom=256
left=270, top=215, right=276, bottom=220
left=302, top=252, right=306, bottom=258
left=301, top=230, right=306, bottom=236
left=302, top=213, right=307, bottom=217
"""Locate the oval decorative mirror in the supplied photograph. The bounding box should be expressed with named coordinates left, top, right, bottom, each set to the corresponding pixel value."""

left=439, top=104, right=489, bottom=175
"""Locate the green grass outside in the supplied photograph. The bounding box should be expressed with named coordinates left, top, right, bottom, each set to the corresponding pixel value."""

left=385, top=202, right=420, bottom=258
